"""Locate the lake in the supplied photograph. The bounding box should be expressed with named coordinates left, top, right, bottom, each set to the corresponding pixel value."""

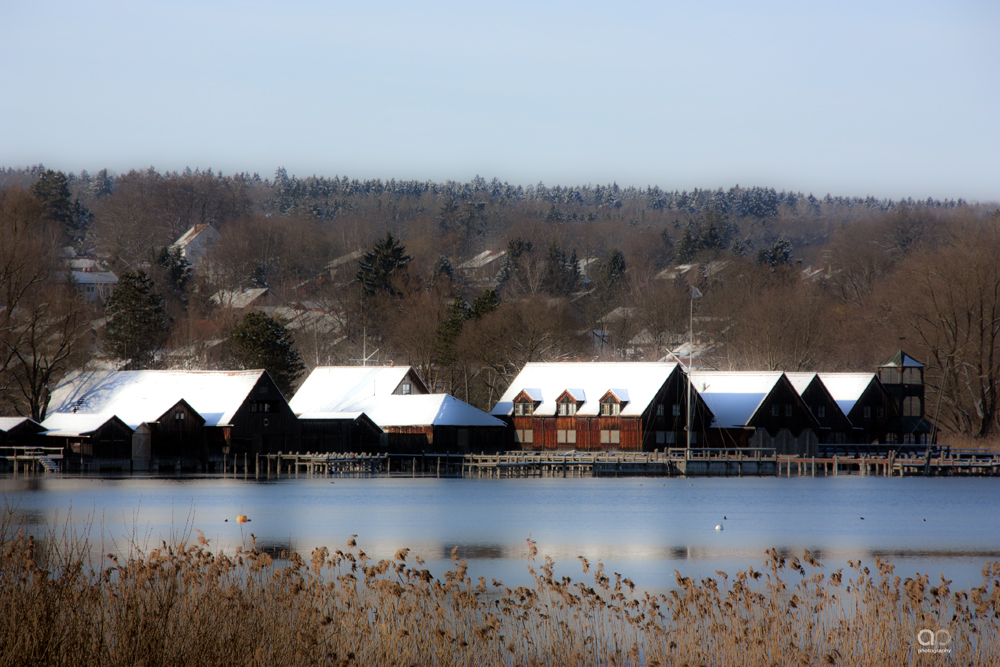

left=3, top=474, right=999, bottom=592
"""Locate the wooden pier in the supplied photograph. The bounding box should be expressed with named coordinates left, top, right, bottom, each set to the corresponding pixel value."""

left=0, top=446, right=65, bottom=475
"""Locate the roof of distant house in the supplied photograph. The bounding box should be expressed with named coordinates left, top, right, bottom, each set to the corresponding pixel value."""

left=172, top=224, right=219, bottom=249
left=72, top=270, right=118, bottom=285
left=0, top=417, right=37, bottom=432
left=210, top=287, right=270, bottom=309
left=492, top=362, right=680, bottom=418
left=456, top=249, right=506, bottom=271
left=41, top=412, right=127, bottom=437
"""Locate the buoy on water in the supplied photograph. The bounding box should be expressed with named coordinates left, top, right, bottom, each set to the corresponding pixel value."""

left=237, top=514, right=250, bottom=523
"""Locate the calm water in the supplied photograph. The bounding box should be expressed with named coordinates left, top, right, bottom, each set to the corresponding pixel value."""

left=3, top=474, right=999, bottom=592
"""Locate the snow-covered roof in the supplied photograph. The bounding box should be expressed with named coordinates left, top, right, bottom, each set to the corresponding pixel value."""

left=326, top=249, right=364, bottom=272
left=291, top=367, right=500, bottom=428
left=72, top=270, right=118, bottom=285
left=210, top=288, right=270, bottom=309
left=0, top=417, right=36, bottom=432
left=43, top=370, right=266, bottom=429
left=359, top=395, right=504, bottom=428
left=456, top=249, right=506, bottom=271
left=41, top=413, right=126, bottom=437
left=817, top=373, right=878, bottom=415
left=171, top=224, right=219, bottom=249
left=290, top=366, right=422, bottom=414
left=784, top=372, right=817, bottom=395
left=688, top=372, right=784, bottom=429
left=560, top=388, right=586, bottom=402
left=492, top=362, right=679, bottom=417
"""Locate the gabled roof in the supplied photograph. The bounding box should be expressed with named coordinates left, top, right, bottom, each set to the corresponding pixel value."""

left=290, top=366, right=428, bottom=414
left=456, top=249, right=506, bottom=271
left=557, top=388, right=586, bottom=403
left=358, top=394, right=504, bottom=428
left=41, top=413, right=129, bottom=438
left=492, top=362, right=679, bottom=417
left=0, top=417, right=38, bottom=432
left=783, top=372, right=816, bottom=395
left=817, top=373, right=879, bottom=415
left=326, top=249, right=364, bottom=272
left=72, top=270, right=118, bottom=285
left=291, top=367, right=500, bottom=428
left=171, top=224, right=220, bottom=249
left=43, top=370, right=268, bottom=429
left=210, top=288, right=270, bottom=309
left=688, top=372, right=784, bottom=429
left=879, top=350, right=924, bottom=368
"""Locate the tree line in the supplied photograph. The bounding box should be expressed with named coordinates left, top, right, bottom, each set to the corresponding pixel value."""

left=0, top=165, right=997, bottom=440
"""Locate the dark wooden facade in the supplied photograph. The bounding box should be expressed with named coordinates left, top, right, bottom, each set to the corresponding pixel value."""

left=799, top=377, right=853, bottom=444
left=299, top=415, right=383, bottom=453
left=148, top=400, right=207, bottom=463
left=843, top=378, right=895, bottom=444
left=0, top=419, right=44, bottom=449
left=877, top=351, right=934, bottom=444
left=56, top=417, right=135, bottom=471
left=224, top=373, right=300, bottom=456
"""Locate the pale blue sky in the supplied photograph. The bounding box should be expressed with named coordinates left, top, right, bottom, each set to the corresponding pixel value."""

left=2, top=0, right=997, bottom=201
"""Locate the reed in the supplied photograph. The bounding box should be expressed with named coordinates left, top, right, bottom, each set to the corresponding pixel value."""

left=0, top=513, right=996, bottom=666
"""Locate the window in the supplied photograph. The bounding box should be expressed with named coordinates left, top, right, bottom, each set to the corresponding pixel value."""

left=903, top=396, right=921, bottom=417
left=558, top=401, right=577, bottom=416
left=903, top=368, right=922, bottom=385
left=557, top=430, right=577, bottom=444
left=516, top=429, right=533, bottom=443
left=175, top=412, right=185, bottom=421
left=261, top=385, right=269, bottom=394
left=879, top=368, right=902, bottom=385
left=656, top=405, right=664, bottom=417
left=816, top=405, right=826, bottom=418
left=672, top=403, right=681, bottom=417
left=864, top=406, right=871, bottom=418
left=771, top=404, right=779, bottom=417
left=514, top=402, right=534, bottom=416
left=785, top=404, right=792, bottom=417
left=877, top=406, right=885, bottom=418
left=601, top=402, right=620, bottom=416
left=656, top=431, right=665, bottom=444
left=600, top=430, right=621, bottom=444
left=399, top=382, right=412, bottom=395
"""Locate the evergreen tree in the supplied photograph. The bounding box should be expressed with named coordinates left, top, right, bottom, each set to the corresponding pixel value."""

left=543, top=241, right=580, bottom=296
left=756, top=238, right=793, bottom=267
left=226, top=311, right=305, bottom=396
left=30, top=169, right=91, bottom=243
left=595, top=249, right=627, bottom=299
left=104, top=270, right=167, bottom=369
left=356, top=232, right=412, bottom=296
left=154, top=246, right=192, bottom=292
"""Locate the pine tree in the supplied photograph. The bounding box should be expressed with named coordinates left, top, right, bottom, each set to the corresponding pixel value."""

left=356, top=232, right=412, bottom=296
left=104, top=270, right=167, bottom=369
left=226, top=311, right=305, bottom=396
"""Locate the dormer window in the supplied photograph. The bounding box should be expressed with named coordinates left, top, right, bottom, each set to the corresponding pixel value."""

left=557, top=401, right=576, bottom=416
left=514, top=402, right=534, bottom=416
left=399, top=382, right=412, bottom=395
left=600, top=402, right=620, bottom=417
left=555, top=389, right=583, bottom=417
left=512, top=388, right=542, bottom=417
left=599, top=389, right=627, bottom=417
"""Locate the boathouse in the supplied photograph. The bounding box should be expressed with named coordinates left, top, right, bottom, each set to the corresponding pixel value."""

left=816, top=373, right=894, bottom=444
left=689, top=372, right=819, bottom=455
left=785, top=373, right=854, bottom=443
left=42, top=370, right=299, bottom=470
left=40, top=413, right=134, bottom=471
left=290, top=366, right=506, bottom=453
left=491, top=362, right=712, bottom=452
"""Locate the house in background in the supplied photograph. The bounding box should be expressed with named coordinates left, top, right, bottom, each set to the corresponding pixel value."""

left=689, top=372, right=819, bottom=455
left=210, top=287, right=280, bottom=311
left=492, top=362, right=712, bottom=452
left=171, top=224, right=221, bottom=272
left=290, top=366, right=505, bottom=453
left=71, top=268, right=118, bottom=302
left=455, top=249, right=506, bottom=284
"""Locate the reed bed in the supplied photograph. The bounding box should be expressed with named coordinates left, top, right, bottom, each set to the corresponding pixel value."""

left=0, top=513, right=997, bottom=666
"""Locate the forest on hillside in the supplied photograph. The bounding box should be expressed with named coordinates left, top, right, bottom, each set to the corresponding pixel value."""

left=1, top=165, right=998, bottom=440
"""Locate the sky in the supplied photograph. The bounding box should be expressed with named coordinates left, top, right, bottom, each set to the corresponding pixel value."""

left=1, top=0, right=997, bottom=201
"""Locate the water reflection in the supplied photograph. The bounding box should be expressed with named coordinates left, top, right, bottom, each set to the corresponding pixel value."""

left=2, top=474, right=999, bottom=591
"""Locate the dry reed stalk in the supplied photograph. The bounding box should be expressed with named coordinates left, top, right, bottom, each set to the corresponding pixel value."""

left=0, top=509, right=997, bottom=666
